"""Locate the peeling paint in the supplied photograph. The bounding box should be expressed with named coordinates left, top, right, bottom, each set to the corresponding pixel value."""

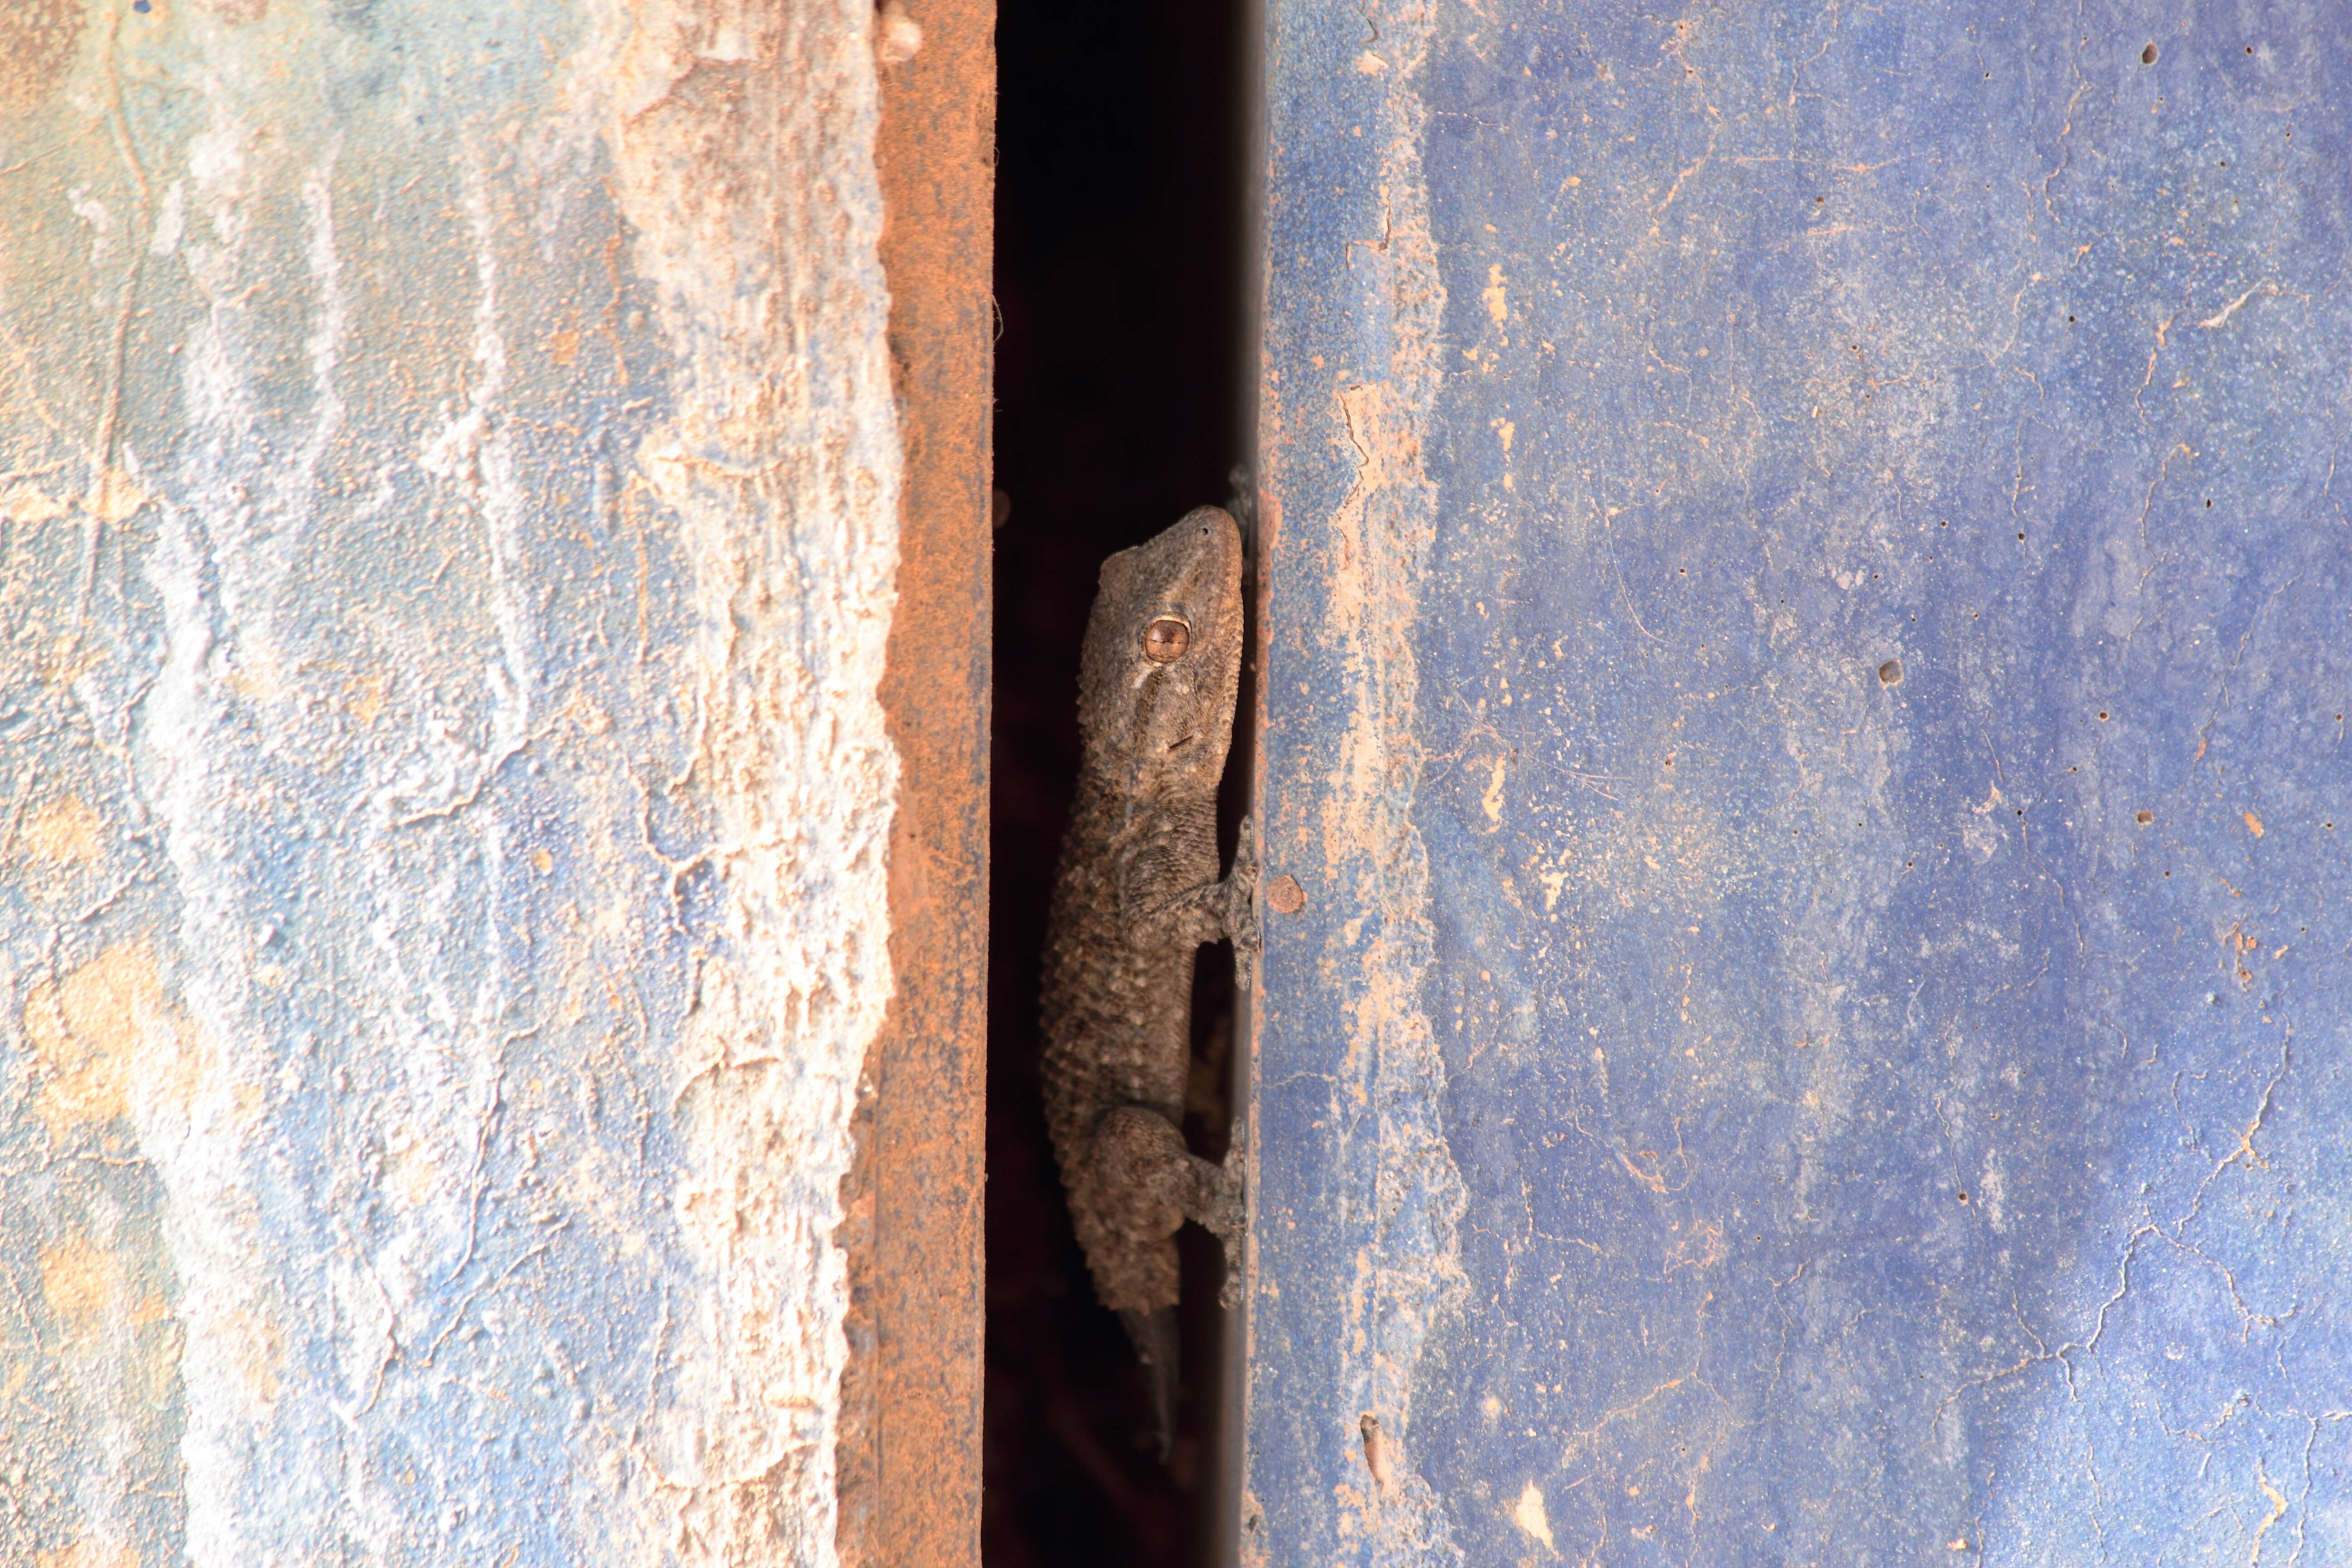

left=1508, top=1482, right=1551, bottom=1551
left=1252, top=0, right=1467, bottom=1562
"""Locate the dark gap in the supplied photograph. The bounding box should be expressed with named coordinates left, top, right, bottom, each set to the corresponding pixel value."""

left=984, top=0, right=1254, bottom=1561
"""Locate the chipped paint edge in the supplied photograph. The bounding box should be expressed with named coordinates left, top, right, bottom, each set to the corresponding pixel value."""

left=1252, top=0, right=1467, bottom=1558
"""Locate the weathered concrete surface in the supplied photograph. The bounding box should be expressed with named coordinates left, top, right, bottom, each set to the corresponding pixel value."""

left=1250, top=0, right=2351, bottom=1563
left=0, top=1, right=904, bottom=1563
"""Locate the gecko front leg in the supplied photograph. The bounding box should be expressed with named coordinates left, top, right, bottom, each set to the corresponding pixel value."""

left=1087, top=1102, right=1244, bottom=1308
left=1127, top=815, right=1259, bottom=950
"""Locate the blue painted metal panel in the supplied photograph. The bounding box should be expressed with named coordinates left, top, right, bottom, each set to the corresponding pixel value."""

left=1249, top=1, right=2351, bottom=1561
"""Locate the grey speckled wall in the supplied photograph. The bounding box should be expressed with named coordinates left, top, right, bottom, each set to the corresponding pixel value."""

left=0, top=2, right=902, bottom=1563
left=1247, top=1, right=2350, bottom=1561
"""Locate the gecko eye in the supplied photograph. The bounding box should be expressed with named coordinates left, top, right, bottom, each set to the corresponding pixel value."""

left=1142, top=618, right=1191, bottom=662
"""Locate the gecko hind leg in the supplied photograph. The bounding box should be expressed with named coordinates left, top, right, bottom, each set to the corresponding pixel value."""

left=1090, top=1107, right=1243, bottom=1460
left=1093, top=1105, right=1239, bottom=1244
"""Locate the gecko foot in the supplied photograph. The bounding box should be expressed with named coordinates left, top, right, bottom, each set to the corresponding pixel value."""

left=1214, top=1139, right=1246, bottom=1309
left=1221, top=815, right=1261, bottom=952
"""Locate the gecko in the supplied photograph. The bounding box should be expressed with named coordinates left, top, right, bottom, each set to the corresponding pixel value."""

left=1040, top=504, right=1254, bottom=1459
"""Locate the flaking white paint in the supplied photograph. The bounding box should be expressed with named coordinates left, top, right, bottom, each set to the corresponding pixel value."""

left=582, top=1, right=902, bottom=1556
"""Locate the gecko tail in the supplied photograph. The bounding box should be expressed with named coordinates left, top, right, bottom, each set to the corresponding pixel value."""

left=1117, top=1306, right=1180, bottom=1462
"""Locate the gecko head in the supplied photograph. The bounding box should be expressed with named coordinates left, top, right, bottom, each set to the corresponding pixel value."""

left=1077, top=505, right=1245, bottom=796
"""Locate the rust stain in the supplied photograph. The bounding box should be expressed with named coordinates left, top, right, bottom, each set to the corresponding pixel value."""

left=83, top=469, right=150, bottom=526
left=0, top=0, right=84, bottom=113
left=22, top=794, right=105, bottom=867
left=1481, top=264, right=1508, bottom=327
left=1359, top=1413, right=1395, bottom=1490
left=342, top=670, right=387, bottom=727
left=1238, top=1490, right=1271, bottom=1568
left=1512, top=1480, right=1556, bottom=1550
left=835, top=0, right=995, bottom=1563
left=21, top=940, right=200, bottom=1142
left=0, top=484, right=71, bottom=524
left=36, top=1541, right=140, bottom=1568
left=2243, top=809, right=2264, bottom=838
left=38, top=1230, right=125, bottom=1350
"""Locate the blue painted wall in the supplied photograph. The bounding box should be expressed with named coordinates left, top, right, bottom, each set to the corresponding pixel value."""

left=1249, top=1, right=2350, bottom=1561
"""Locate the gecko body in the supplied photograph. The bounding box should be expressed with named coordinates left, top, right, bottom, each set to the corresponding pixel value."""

left=1040, top=505, right=1252, bottom=1455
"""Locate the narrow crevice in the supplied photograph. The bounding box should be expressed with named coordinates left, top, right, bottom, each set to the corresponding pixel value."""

left=984, top=0, right=1254, bottom=1558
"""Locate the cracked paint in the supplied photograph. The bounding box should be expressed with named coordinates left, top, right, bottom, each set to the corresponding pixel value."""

left=0, top=0, right=900, bottom=1563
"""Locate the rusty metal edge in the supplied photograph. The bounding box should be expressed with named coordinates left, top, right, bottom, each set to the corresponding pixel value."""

left=838, top=2, right=995, bottom=1563
left=1215, top=2, right=1269, bottom=1558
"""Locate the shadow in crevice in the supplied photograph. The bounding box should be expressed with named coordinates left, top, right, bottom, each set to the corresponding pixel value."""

left=983, top=0, right=1254, bottom=1560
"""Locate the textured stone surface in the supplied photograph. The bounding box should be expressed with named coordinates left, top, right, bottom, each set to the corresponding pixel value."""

left=0, top=2, right=901, bottom=1562
left=1249, top=1, right=2351, bottom=1562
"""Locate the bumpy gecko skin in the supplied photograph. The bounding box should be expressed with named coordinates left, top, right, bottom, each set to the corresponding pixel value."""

left=1040, top=505, right=1253, bottom=1454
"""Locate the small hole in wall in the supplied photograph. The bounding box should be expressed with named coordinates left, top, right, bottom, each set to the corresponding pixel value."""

left=1877, top=660, right=1903, bottom=686
left=2136, top=811, right=2154, bottom=824
left=1956, top=1191, right=1970, bottom=1203
left=2141, top=43, right=2158, bottom=64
